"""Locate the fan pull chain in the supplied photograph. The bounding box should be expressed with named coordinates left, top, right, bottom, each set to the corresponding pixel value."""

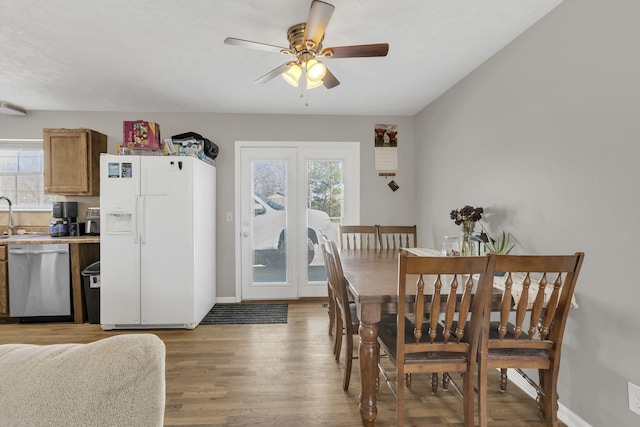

left=301, top=89, right=310, bottom=107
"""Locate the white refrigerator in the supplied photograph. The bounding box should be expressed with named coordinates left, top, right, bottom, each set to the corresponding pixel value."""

left=99, top=154, right=216, bottom=330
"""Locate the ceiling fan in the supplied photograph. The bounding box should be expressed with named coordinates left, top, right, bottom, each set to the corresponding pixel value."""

left=224, top=0, right=389, bottom=90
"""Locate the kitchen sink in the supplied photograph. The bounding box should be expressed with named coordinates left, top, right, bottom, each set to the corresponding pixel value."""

left=0, top=234, right=47, bottom=240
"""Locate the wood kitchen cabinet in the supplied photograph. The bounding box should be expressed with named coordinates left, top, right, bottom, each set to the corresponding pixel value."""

left=0, top=246, right=8, bottom=316
left=44, top=128, right=107, bottom=195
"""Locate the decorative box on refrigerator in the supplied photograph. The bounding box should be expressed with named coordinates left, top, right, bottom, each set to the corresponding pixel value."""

left=99, top=154, right=216, bottom=330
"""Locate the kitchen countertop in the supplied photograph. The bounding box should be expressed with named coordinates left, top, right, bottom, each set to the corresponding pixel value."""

left=0, top=235, right=100, bottom=245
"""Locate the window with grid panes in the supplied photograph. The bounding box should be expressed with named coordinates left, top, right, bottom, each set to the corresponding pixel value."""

left=0, top=139, right=57, bottom=209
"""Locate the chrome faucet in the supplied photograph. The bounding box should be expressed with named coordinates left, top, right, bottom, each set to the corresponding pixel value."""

left=0, top=197, right=14, bottom=236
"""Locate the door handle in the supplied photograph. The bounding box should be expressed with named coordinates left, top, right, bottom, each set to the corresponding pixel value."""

left=133, top=195, right=139, bottom=244
left=10, top=249, right=69, bottom=255
left=242, top=231, right=250, bottom=238
left=140, top=194, right=146, bottom=244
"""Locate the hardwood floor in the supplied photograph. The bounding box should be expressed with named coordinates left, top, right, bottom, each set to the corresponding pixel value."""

left=0, top=300, right=565, bottom=426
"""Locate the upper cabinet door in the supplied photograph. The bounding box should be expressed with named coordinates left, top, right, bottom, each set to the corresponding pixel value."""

left=44, top=128, right=107, bottom=195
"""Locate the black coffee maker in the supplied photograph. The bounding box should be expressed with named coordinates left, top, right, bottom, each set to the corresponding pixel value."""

left=50, top=201, right=78, bottom=237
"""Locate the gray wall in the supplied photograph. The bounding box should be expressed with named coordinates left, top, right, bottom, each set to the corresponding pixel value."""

left=0, top=112, right=417, bottom=298
left=415, top=0, right=640, bottom=425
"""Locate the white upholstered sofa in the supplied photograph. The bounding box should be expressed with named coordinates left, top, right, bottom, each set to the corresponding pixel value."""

left=0, top=333, right=166, bottom=427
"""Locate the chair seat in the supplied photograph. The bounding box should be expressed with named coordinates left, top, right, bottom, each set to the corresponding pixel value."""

left=451, top=321, right=550, bottom=361
left=378, top=320, right=465, bottom=364
left=488, top=348, right=549, bottom=360
left=404, top=352, right=467, bottom=366
left=487, top=321, right=550, bottom=362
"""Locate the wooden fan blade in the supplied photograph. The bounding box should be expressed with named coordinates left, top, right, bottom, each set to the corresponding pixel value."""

left=224, top=37, right=287, bottom=54
left=254, top=63, right=291, bottom=84
left=322, top=43, right=389, bottom=58
left=303, top=0, right=335, bottom=49
left=322, top=67, right=340, bottom=89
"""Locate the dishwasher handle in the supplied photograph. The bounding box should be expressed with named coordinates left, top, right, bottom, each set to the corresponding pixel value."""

left=9, top=248, right=70, bottom=255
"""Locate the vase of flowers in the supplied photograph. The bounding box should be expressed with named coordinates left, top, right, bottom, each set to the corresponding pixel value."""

left=450, top=205, right=484, bottom=256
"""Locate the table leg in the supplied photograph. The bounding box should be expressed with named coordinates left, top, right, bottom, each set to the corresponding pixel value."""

left=359, top=320, right=379, bottom=426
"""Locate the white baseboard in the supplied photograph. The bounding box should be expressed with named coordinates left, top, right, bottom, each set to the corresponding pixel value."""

left=506, top=368, right=591, bottom=427
left=215, top=296, right=239, bottom=304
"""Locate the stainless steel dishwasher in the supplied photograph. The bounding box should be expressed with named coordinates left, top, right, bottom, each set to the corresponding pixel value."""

left=8, top=243, right=72, bottom=319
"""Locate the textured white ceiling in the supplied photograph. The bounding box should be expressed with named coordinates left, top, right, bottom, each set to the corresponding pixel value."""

left=0, top=0, right=564, bottom=116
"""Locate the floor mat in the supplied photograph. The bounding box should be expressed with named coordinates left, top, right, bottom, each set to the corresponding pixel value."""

left=200, top=303, right=288, bottom=325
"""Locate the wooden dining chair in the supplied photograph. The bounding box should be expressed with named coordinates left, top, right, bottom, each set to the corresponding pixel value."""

left=377, top=251, right=496, bottom=426
left=319, top=232, right=338, bottom=356
left=376, top=225, right=417, bottom=249
left=321, top=234, right=360, bottom=391
left=338, top=225, right=378, bottom=250
left=477, top=253, right=585, bottom=427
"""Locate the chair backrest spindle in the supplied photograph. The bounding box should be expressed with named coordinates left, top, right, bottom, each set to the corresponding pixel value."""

left=339, top=225, right=378, bottom=250
left=376, top=225, right=417, bottom=249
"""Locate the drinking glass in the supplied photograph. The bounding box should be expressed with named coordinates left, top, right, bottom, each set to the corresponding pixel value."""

left=441, top=236, right=460, bottom=256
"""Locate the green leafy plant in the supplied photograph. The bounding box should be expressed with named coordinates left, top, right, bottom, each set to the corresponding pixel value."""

left=480, top=225, right=516, bottom=254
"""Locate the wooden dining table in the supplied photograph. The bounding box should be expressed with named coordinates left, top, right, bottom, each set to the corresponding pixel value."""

left=339, top=248, right=407, bottom=426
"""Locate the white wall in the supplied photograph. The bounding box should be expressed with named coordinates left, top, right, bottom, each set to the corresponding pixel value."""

left=0, top=112, right=417, bottom=298
left=415, top=0, right=640, bottom=425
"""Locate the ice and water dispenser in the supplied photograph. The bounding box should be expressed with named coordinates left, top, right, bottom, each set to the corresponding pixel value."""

left=105, top=209, right=133, bottom=234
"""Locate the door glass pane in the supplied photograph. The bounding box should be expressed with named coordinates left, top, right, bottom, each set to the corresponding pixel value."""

left=252, top=161, right=287, bottom=283
left=307, top=161, right=343, bottom=282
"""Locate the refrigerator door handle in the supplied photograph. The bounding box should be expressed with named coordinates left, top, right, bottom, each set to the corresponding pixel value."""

left=140, top=194, right=146, bottom=245
left=133, top=195, right=139, bottom=244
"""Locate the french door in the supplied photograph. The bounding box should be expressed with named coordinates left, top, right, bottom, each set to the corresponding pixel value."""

left=236, top=142, right=359, bottom=300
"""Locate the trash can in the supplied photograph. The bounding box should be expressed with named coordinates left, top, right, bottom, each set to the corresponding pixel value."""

left=82, top=261, right=101, bottom=324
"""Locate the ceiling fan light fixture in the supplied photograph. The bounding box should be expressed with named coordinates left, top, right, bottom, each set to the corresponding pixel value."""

left=306, top=78, right=324, bottom=89
left=306, top=59, right=326, bottom=82
left=226, top=0, right=389, bottom=90
left=282, top=62, right=302, bottom=87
